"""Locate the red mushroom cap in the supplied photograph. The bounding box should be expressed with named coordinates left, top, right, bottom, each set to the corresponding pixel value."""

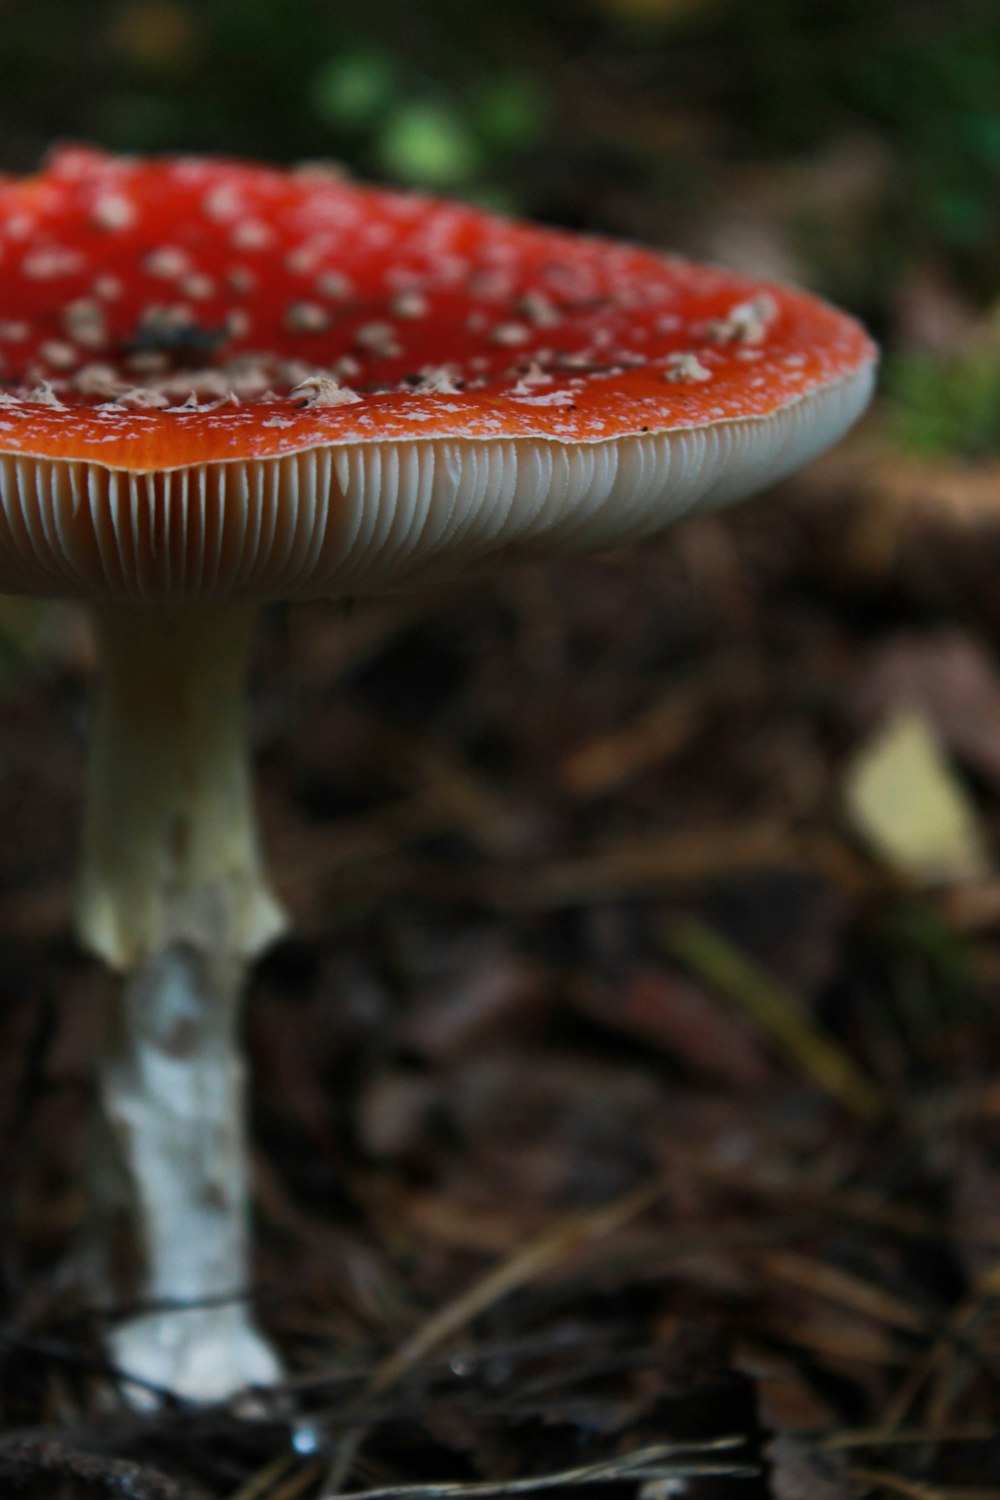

left=0, top=146, right=875, bottom=602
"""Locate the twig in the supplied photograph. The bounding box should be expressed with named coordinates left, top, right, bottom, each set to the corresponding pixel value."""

left=227, top=1453, right=297, bottom=1500
left=662, top=915, right=884, bottom=1120
left=325, top=1176, right=673, bottom=1493
left=367, top=1176, right=668, bottom=1398
left=331, top=1439, right=756, bottom=1500
left=228, top=1453, right=327, bottom=1500
left=754, top=1249, right=926, bottom=1333
left=271, top=1463, right=326, bottom=1500
left=820, top=1425, right=998, bottom=1451
left=0, top=1431, right=209, bottom=1499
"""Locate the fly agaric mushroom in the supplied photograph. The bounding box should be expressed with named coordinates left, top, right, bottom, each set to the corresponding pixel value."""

left=0, top=146, right=876, bottom=1404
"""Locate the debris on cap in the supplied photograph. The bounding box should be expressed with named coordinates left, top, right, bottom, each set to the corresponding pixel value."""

left=290, top=373, right=361, bottom=408
left=664, top=353, right=713, bottom=383
left=0, top=145, right=875, bottom=470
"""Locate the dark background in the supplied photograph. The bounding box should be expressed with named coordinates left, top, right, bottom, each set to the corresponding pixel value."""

left=2, top=3, right=1000, bottom=1497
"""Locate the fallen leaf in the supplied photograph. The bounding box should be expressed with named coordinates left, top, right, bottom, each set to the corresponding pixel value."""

left=843, top=708, right=990, bottom=883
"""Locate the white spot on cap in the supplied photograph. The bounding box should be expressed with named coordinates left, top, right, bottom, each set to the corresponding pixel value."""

left=39, top=340, right=78, bottom=370
left=203, top=183, right=243, bottom=222
left=279, top=358, right=320, bottom=389
left=391, top=291, right=428, bottom=320
left=127, top=350, right=171, bottom=375
left=145, top=246, right=191, bottom=280
left=180, top=273, right=215, bottom=301
left=157, top=368, right=232, bottom=402
left=290, top=373, right=362, bottom=407
left=490, top=322, right=532, bottom=347
left=71, top=363, right=126, bottom=397
left=664, top=352, right=712, bottom=383
left=285, top=301, right=332, bottom=335
left=25, top=380, right=64, bottom=407
left=518, top=291, right=560, bottom=328
left=285, top=242, right=329, bottom=275
left=510, top=387, right=576, bottom=407
left=23, top=247, right=85, bottom=279
left=560, top=350, right=596, bottom=368
left=510, top=363, right=554, bottom=393
left=414, top=365, right=460, bottom=394
left=316, top=270, right=353, bottom=300
left=354, top=321, right=401, bottom=358
left=293, top=159, right=350, bottom=182
left=143, top=302, right=195, bottom=332
left=708, top=293, right=778, bottom=346
left=224, top=365, right=273, bottom=400
left=63, top=299, right=108, bottom=349
left=113, top=386, right=170, bottom=409
left=331, top=354, right=361, bottom=379
left=231, top=220, right=274, bottom=251
left=91, top=193, right=136, bottom=231
left=224, top=309, right=251, bottom=339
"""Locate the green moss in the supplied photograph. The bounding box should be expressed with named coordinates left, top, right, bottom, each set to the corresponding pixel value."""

left=885, top=349, right=1000, bottom=463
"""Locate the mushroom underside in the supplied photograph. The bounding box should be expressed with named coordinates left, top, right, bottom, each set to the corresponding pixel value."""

left=0, top=368, right=872, bottom=605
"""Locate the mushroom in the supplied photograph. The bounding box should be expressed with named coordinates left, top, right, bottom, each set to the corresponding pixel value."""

left=0, top=146, right=877, bottom=1404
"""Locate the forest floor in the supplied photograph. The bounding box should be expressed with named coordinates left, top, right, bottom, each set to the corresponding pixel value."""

left=1, top=432, right=1000, bottom=1498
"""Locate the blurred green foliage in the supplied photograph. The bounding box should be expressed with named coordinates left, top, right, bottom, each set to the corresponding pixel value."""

left=714, top=1, right=1000, bottom=292
left=310, top=51, right=400, bottom=134
left=308, top=46, right=543, bottom=196
left=886, top=350, right=1000, bottom=462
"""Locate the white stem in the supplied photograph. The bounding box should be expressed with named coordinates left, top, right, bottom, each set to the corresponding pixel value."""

left=78, top=605, right=285, bottom=972
left=78, top=605, right=287, bottom=1406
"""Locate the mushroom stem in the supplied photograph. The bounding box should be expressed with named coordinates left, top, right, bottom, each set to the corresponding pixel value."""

left=78, top=604, right=286, bottom=972
left=78, top=604, right=287, bottom=1405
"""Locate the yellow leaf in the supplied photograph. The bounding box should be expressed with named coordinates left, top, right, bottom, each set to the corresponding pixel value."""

left=844, top=708, right=989, bottom=883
